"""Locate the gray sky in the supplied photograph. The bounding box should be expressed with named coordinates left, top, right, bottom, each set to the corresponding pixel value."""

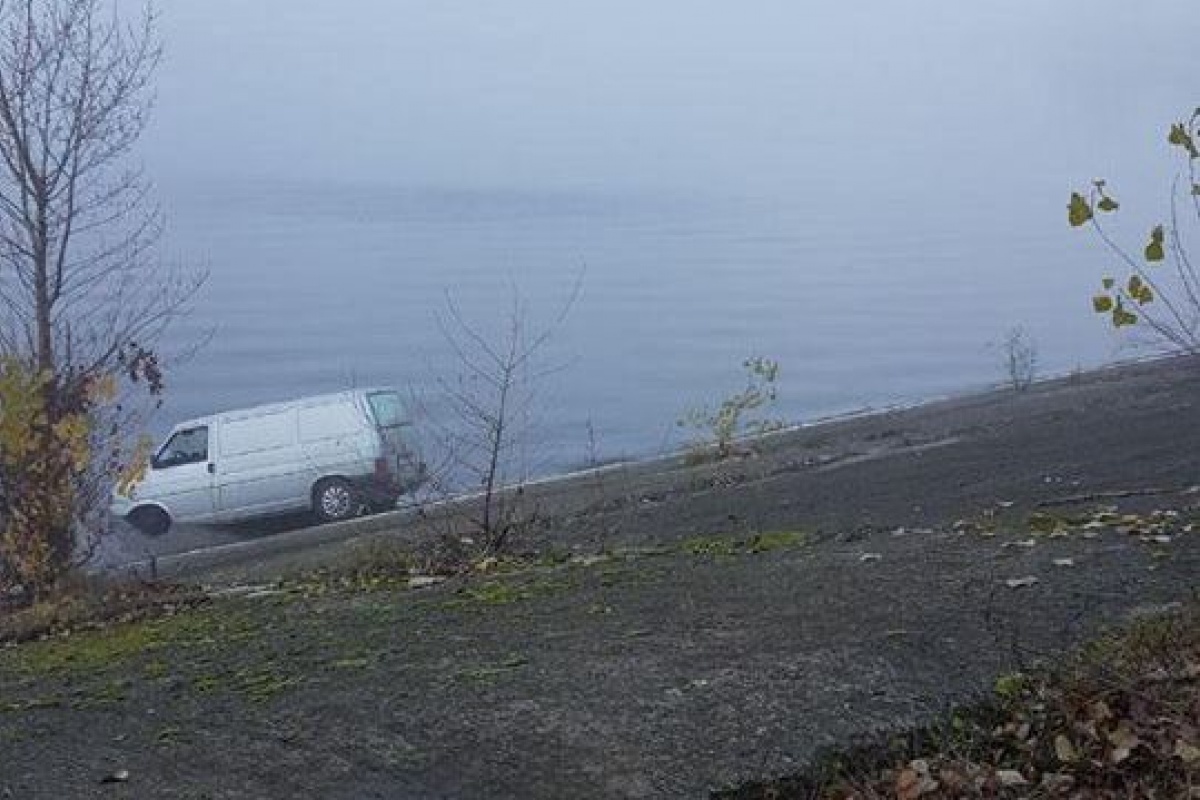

left=144, top=1, right=1197, bottom=198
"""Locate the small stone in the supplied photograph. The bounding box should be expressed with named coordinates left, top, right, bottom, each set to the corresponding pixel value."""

left=996, top=769, right=1027, bottom=787
left=100, top=769, right=129, bottom=784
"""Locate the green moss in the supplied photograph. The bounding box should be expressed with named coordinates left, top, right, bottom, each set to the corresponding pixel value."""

left=438, top=577, right=571, bottom=612
left=143, top=658, right=169, bottom=679
left=329, top=657, right=371, bottom=671
left=1, top=603, right=263, bottom=686
left=681, top=530, right=809, bottom=558
left=455, top=654, right=529, bottom=685
left=191, top=674, right=222, bottom=694
left=682, top=536, right=740, bottom=557
left=993, top=672, right=1028, bottom=700
left=1027, top=511, right=1066, bottom=535
left=234, top=667, right=302, bottom=703
left=746, top=530, right=808, bottom=553
left=155, top=726, right=183, bottom=745
left=70, top=678, right=128, bottom=709
left=9, top=622, right=162, bottom=676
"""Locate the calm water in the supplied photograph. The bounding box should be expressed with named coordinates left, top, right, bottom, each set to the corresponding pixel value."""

left=153, top=178, right=1128, bottom=478
left=139, top=1, right=1196, bottom=480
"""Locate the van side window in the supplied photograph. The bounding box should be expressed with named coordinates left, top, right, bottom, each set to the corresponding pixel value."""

left=153, top=426, right=209, bottom=469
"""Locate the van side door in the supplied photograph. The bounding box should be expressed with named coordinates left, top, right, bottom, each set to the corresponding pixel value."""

left=213, top=410, right=308, bottom=518
left=149, top=425, right=216, bottom=521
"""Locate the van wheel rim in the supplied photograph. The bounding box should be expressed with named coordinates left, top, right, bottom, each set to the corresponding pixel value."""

left=321, top=484, right=353, bottom=519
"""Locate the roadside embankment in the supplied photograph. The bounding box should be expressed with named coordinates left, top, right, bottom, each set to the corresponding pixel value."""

left=110, top=353, right=1200, bottom=586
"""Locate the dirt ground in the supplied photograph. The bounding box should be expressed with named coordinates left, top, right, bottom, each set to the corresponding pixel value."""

left=3, top=356, right=1200, bottom=798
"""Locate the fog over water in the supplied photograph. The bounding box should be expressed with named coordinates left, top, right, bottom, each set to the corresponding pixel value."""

left=143, top=1, right=1197, bottom=473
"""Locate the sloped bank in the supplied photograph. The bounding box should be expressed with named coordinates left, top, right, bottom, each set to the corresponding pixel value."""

left=112, top=353, right=1200, bottom=587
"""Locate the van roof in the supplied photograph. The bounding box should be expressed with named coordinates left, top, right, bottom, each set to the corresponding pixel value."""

left=169, top=387, right=399, bottom=430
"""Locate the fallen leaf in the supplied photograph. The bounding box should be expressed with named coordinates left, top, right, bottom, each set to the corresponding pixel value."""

left=859, top=553, right=883, bottom=563
left=1108, top=720, right=1142, bottom=764
left=1040, top=772, right=1075, bottom=792
left=1005, top=577, right=1039, bottom=589
left=996, top=769, right=1028, bottom=787
left=1054, top=733, right=1079, bottom=763
left=1052, top=558, right=1076, bottom=568
left=895, top=768, right=921, bottom=800
left=1175, top=739, right=1200, bottom=765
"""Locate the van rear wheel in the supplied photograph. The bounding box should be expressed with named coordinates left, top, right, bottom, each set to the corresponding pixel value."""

left=128, top=507, right=171, bottom=537
left=313, top=478, right=362, bottom=523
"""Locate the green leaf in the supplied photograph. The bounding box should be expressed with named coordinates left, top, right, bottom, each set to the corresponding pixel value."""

left=1145, top=225, right=1165, bottom=262
left=1168, top=123, right=1199, bottom=158
left=1093, top=295, right=1113, bottom=313
left=1102, top=277, right=1115, bottom=289
left=1097, top=196, right=1119, bottom=212
left=1113, top=304, right=1139, bottom=327
left=1068, top=192, right=1093, bottom=227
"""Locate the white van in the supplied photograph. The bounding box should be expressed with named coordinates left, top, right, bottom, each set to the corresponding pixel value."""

left=111, top=388, right=426, bottom=536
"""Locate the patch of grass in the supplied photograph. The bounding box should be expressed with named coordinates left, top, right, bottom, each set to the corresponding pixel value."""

left=0, top=577, right=208, bottom=645
left=438, top=576, right=572, bottom=612
left=329, top=656, right=372, bottom=671
left=70, top=678, right=129, bottom=710
left=454, top=654, right=529, bottom=686
left=1027, top=511, right=1067, bottom=535
left=155, top=726, right=183, bottom=745
left=234, top=667, right=302, bottom=703
left=681, top=530, right=808, bottom=558
left=7, top=619, right=165, bottom=676
left=3, top=603, right=260, bottom=682
left=0, top=693, right=63, bottom=713
left=191, top=674, right=222, bottom=694
left=682, top=535, right=740, bottom=557
left=746, top=530, right=807, bottom=553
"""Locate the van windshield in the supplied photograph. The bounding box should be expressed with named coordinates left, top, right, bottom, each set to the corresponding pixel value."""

left=367, top=391, right=407, bottom=428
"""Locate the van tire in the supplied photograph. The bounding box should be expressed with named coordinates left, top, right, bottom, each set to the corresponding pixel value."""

left=313, top=478, right=361, bottom=523
left=128, top=507, right=171, bottom=537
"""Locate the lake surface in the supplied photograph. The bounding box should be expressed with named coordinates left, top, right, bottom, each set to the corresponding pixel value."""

left=139, top=1, right=1196, bottom=483
left=153, top=177, right=1131, bottom=480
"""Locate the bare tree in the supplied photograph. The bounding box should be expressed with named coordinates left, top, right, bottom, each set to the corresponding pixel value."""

left=0, top=0, right=197, bottom=376
left=421, top=282, right=579, bottom=557
left=0, top=0, right=201, bottom=593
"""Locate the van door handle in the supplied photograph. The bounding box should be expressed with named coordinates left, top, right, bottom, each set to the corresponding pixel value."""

left=207, top=463, right=216, bottom=474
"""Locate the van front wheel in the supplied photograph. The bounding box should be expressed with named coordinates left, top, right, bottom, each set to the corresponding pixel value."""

left=313, top=478, right=361, bottom=524
left=128, top=507, right=171, bottom=537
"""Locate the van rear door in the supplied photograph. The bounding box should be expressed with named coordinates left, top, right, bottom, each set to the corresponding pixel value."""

left=365, top=391, right=423, bottom=488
